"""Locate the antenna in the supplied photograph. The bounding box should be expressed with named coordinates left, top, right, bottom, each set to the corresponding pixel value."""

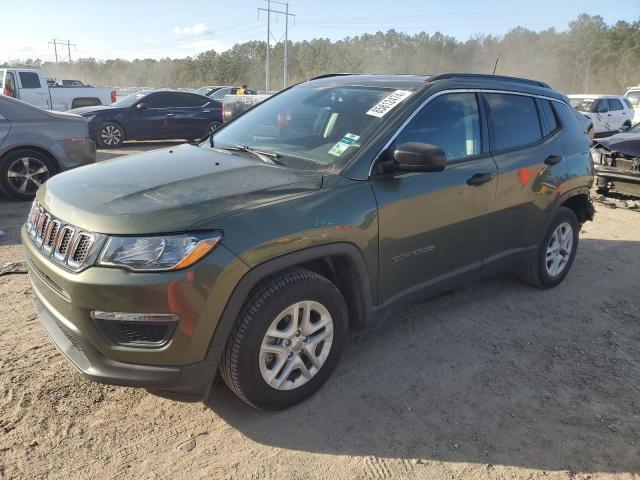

left=492, top=57, right=499, bottom=75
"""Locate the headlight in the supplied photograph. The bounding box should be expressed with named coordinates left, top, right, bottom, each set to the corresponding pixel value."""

left=97, top=232, right=222, bottom=272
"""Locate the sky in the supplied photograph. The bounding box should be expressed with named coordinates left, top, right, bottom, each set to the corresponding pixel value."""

left=1, top=0, right=638, bottom=63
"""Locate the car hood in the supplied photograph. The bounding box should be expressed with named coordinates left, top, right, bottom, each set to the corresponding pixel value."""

left=38, top=144, right=323, bottom=234
left=596, top=133, right=640, bottom=158
left=69, top=105, right=115, bottom=116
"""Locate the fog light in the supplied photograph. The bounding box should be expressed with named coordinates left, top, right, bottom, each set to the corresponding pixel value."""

left=90, top=311, right=180, bottom=323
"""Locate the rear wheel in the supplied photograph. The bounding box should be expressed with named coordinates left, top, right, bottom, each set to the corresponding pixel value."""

left=97, top=122, right=124, bottom=148
left=221, top=269, right=348, bottom=410
left=0, top=149, right=55, bottom=200
left=518, top=207, right=579, bottom=288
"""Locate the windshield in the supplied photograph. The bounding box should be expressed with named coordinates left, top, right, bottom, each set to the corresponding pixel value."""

left=111, top=92, right=147, bottom=108
left=570, top=98, right=595, bottom=112
left=211, top=84, right=413, bottom=172
left=626, top=91, right=640, bottom=107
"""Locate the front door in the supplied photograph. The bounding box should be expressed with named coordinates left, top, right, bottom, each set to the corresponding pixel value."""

left=127, top=92, right=174, bottom=140
left=371, top=92, right=498, bottom=304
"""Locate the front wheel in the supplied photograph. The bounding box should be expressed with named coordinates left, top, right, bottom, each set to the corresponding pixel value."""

left=221, top=269, right=348, bottom=410
left=97, top=122, right=124, bottom=148
left=518, top=207, right=580, bottom=288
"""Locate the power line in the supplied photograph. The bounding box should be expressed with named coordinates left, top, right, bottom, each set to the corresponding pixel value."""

left=48, top=39, right=76, bottom=78
left=259, top=0, right=295, bottom=91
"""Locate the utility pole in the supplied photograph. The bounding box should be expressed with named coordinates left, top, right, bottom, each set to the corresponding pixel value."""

left=258, top=1, right=295, bottom=91
left=48, top=39, right=76, bottom=79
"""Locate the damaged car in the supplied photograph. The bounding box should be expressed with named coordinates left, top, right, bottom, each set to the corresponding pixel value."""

left=593, top=123, right=640, bottom=197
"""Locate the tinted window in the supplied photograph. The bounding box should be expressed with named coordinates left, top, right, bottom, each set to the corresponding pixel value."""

left=608, top=98, right=623, bottom=111
left=18, top=72, right=41, bottom=89
left=142, top=93, right=174, bottom=108
left=594, top=99, right=609, bottom=113
left=538, top=99, right=559, bottom=136
left=395, top=93, right=481, bottom=161
left=173, top=93, right=209, bottom=107
left=486, top=93, right=542, bottom=150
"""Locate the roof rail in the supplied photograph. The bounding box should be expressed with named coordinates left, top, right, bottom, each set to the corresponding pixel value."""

left=428, top=73, right=550, bottom=89
left=308, top=73, right=355, bottom=80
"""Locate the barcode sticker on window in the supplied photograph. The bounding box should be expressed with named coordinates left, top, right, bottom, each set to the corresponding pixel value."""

left=366, top=90, right=413, bottom=118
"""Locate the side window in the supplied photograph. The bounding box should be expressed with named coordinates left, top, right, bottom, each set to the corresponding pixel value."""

left=608, top=98, right=623, bottom=111
left=173, top=93, right=208, bottom=107
left=143, top=93, right=173, bottom=108
left=18, top=72, right=41, bottom=89
left=486, top=93, right=542, bottom=151
left=538, top=99, right=559, bottom=136
left=211, top=88, right=229, bottom=101
left=594, top=99, right=609, bottom=113
left=394, top=93, right=481, bottom=161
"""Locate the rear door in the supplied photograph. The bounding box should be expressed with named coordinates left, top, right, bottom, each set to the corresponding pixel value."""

left=16, top=71, right=50, bottom=109
left=166, top=92, right=215, bottom=139
left=484, top=93, right=564, bottom=267
left=371, top=92, right=498, bottom=303
left=607, top=98, right=627, bottom=129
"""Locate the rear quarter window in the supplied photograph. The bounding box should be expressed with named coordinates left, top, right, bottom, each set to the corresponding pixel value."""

left=486, top=93, right=542, bottom=151
left=538, top=99, right=559, bottom=136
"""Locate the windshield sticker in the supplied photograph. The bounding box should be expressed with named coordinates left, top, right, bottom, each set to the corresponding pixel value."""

left=328, top=141, right=351, bottom=157
left=340, top=133, right=360, bottom=145
left=366, top=90, right=413, bottom=118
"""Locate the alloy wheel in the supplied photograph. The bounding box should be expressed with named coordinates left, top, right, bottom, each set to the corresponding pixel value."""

left=545, top=221, right=573, bottom=277
left=259, top=300, right=334, bottom=391
left=7, top=157, right=49, bottom=195
left=100, top=125, right=122, bottom=146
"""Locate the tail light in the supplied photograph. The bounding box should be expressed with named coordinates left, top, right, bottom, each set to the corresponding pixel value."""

left=111, top=90, right=117, bottom=103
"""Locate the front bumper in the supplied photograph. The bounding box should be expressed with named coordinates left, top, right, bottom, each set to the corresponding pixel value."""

left=33, top=281, right=221, bottom=398
left=22, top=224, right=249, bottom=398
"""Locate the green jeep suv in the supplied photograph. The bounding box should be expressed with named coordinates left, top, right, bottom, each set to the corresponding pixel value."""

left=23, top=73, right=595, bottom=410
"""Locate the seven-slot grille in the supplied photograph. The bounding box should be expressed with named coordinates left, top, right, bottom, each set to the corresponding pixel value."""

left=26, top=200, right=99, bottom=272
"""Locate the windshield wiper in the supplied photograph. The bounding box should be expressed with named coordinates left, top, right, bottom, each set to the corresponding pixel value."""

left=215, top=145, right=285, bottom=166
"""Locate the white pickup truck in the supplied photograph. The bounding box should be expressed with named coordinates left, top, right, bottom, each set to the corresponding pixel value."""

left=1, top=68, right=115, bottom=111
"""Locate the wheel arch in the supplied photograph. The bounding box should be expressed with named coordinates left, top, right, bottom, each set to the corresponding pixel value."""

left=210, top=243, right=374, bottom=353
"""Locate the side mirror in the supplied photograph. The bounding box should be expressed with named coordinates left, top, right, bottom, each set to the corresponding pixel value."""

left=392, top=142, right=446, bottom=172
left=619, top=124, right=630, bottom=132
left=136, top=103, right=146, bottom=111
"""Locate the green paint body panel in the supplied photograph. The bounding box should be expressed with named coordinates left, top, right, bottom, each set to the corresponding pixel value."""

left=21, top=74, right=595, bottom=398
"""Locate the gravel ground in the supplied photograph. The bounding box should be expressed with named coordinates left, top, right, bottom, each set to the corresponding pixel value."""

left=0, top=145, right=639, bottom=479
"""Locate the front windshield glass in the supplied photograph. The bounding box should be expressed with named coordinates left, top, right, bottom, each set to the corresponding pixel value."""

left=211, top=84, right=414, bottom=172
left=111, top=92, right=147, bottom=108
left=570, top=98, right=595, bottom=113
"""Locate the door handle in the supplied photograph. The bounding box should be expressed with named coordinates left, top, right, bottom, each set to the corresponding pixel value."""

left=544, top=155, right=563, bottom=166
left=166, top=113, right=175, bottom=117
left=466, top=172, right=493, bottom=186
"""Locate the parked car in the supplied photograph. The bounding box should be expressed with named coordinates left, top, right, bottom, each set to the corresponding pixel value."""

left=1, top=68, right=115, bottom=111
left=23, top=73, right=594, bottom=409
left=53, top=79, right=90, bottom=87
left=593, top=122, right=640, bottom=197
left=0, top=95, right=95, bottom=200
left=222, top=93, right=271, bottom=123
left=70, top=90, right=222, bottom=148
left=568, top=94, right=634, bottom=137
left=624, top=85, right=640, bottom=125
left=193, top=85, right=258, bottom=101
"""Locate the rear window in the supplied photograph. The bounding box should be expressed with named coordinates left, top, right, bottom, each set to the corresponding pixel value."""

left=486, top=93, right=542, bottom=151
left=19, top=72, right=41, bottom=89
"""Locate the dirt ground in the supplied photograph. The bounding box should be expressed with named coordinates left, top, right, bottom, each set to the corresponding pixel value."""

left=1, top=145, right=639, bottom=479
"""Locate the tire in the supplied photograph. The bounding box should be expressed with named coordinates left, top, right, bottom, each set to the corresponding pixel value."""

left=518, top=207, right=580, bottom=289
left=221, top=269, right=349, bottom=410
left=0, top=149, right=56, bottom=201
left=96, top=122, right=124, bottom=148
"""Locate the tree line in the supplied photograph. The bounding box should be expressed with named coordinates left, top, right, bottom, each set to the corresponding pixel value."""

left=4, top=15, right=640, bottom=95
